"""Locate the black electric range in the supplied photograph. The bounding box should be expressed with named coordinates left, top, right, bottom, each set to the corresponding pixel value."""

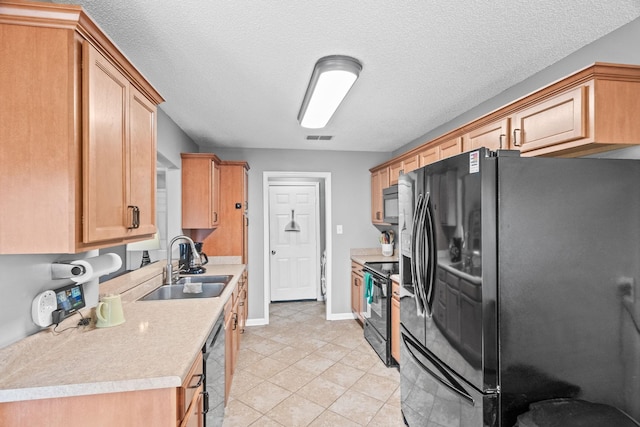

left=362, top=261, right=399, bottom=367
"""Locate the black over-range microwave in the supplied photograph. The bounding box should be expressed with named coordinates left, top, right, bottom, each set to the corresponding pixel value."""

left=383, top=185, right=399, bottom=224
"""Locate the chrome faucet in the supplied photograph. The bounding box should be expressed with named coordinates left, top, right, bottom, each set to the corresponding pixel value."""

left=165, top=235, right=201, bottom=285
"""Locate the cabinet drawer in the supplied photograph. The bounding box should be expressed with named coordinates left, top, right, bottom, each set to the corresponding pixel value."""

left=177, top=353, right=204, bottom=421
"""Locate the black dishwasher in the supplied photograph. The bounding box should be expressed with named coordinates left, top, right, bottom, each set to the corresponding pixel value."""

left=203, top=313, right=225, bottom=427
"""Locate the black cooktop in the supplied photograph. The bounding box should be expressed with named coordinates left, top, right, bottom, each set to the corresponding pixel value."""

left=364, top=261, right=399, bottom=277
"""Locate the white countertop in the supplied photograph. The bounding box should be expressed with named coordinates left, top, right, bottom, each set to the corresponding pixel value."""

left=0, top=263, right=245, bottom=403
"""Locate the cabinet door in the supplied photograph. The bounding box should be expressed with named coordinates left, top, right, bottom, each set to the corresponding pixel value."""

left=351, top=271, right=360, bottom=316
left=128, top=86, right=157, bottom=236
left=464, top=118, right=510, bottom=152
left=224, top=300, right=233, bottom=404
left=389, top=162, right=402, bottom=186
left=371, top=171, right=383, bottom=223
left=403, top=155, right=419, bottom=174
left=83, top=42, right=129, bottom=243
left=211, top=161, right=220, bottom=227
left=418, top=146, right=439, bottom=167
left=391, top=294, right=400, bottom=363
left=439, top=136, right=463, bottom=159
left=182, top=155, right=220, bottom=229
left=512, top=86, right=587, bottom=152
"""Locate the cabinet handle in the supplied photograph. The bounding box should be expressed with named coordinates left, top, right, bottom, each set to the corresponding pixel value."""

left=499, top=134, right=505, bottom=149
left=513, top=129, right=521, bottom=147
left=134, top=206, right=140, bottom=228
left=127, top=206, right=140, bottom=229
left=213, top=212, right=218, bottom=223
left=190, top=373, right=204, bottom=389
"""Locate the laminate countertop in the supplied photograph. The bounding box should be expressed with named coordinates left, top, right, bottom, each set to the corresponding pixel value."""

left=350, top=247, right=398, bottom=266
left=0, top=263, right=245, bottom=403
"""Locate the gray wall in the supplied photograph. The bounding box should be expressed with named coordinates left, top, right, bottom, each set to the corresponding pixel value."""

left=207, top=148, right=390, bottom=320
left=394, top=16, right=640, bottom=158
left=0, top=110, right=197, bottom=349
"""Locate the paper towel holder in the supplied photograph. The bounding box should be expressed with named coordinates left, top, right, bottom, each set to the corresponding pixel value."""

left=51, top=262, right=86, bottom=280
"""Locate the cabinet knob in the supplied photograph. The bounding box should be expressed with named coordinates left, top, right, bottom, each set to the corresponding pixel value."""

left=271, top=250, right=276, bottom=255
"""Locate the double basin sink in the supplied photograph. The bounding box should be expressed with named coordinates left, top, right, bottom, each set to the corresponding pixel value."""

left=140, top=275, right=233, bottom=301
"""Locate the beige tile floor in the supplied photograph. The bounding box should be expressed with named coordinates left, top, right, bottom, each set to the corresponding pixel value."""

left=223, top=300, right=404, bottom=427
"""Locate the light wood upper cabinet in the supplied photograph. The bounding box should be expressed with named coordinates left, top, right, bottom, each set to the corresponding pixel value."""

left=418, top=146, right=439, bottom=167
left=463, top=118, right=510, bottom=152
left=371, top=63, right=640, bottom=177
left=403, top=155, right=419, bottom=174
left=389, top=162, right=402, bottom=186
left=438, top=136, right=463, bottom=160
left=181, top=153, right=222, bottom=229
left=0, top=2, right=163, bottom=254
left=370, top=167, right=390, bottom=224
left=389, top=154, right=419, bottom=185
left=202, top=162, right=249, bottom=262
left=83, top=43, right=157, bottom=243
left=512, top=85, right=587, bottom=153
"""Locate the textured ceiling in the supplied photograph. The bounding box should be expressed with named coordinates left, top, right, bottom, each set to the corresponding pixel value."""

left=54, top=0, right=640, bottom=152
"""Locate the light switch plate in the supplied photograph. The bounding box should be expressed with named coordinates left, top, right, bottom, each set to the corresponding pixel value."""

left=337, top=225, right=343, bottom=234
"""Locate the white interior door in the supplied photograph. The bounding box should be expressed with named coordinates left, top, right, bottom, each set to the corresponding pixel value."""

left=269, top=184, right=318, bottom=301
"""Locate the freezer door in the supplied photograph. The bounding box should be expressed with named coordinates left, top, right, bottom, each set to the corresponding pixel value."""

left=401, top=328, right=498, bottom=427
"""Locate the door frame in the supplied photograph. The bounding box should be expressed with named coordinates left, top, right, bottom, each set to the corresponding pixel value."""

left=263, top=171, right=332, bottom=324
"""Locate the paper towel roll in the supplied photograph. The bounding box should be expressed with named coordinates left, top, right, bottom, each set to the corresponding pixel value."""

left=51, top=261, right=93, bottom=282
left=52, top=254, right=122, bottom=283
left=80, top=253, right=122, bottom=282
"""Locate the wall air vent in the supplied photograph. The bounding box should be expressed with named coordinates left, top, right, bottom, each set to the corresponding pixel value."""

left=306, top=135, right=333, bottom=141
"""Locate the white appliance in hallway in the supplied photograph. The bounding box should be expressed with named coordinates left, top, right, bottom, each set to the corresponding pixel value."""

left=268, top=183, right=320, bottom=301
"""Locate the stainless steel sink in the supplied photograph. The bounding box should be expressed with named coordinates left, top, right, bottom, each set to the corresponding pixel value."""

left=177, top=275, right=233, bottom=285
left=139, top=275, right=233, bottom=301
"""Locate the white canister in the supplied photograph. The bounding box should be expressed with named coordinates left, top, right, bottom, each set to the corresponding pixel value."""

left=381, top=244, right=394, bottom=257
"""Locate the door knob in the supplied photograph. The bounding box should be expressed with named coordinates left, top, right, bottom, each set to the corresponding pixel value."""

left=271, top=250, right=276, bottom=255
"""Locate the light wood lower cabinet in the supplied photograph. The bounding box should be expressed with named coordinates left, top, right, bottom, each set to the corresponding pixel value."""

left=391, top=279, right=400, bottom=364
left=178, top=353, right=205, bottom=427
left=0, top=353, right=204, bottom=427
left=351, top=261, right=364, bottom=325
left=224, top=271, right=248, bottom=404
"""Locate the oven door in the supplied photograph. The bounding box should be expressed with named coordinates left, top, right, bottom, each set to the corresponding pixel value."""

left=365, top=271, right=388, bottom=340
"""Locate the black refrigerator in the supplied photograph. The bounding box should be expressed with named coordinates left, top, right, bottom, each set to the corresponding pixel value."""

left=398, top=148, right=640, bottom=426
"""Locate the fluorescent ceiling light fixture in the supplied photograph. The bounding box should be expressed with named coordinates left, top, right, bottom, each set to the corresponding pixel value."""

left=298, top=55, right=362, bottom=129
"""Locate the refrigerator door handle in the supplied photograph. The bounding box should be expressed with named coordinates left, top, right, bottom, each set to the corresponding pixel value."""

left=411, top=193, right=426, bottom=315
left=417, top=192, right=429, bottom=315
left=402, top=332, right=475, bottom=405
left=424, top=195, right=437, bottom=316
